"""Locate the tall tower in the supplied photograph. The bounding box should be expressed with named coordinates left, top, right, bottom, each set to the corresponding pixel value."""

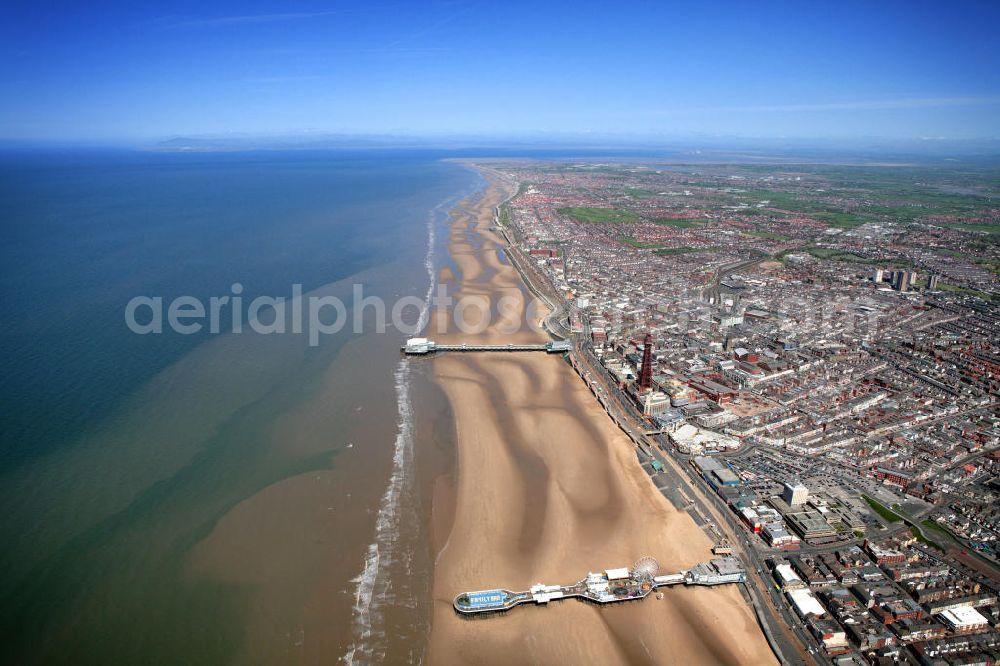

left=638, top=332, right=654, bottom=390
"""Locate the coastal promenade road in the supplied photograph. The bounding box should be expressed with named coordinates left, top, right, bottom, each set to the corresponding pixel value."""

left=428, top=170, right=779, bottom=665
left=569, top=346, right=818, bottom=666
left=486, top=172, right=802, bottom=664
left=493, top=220, right=571, bottom=339
left=652, top=443, right=822, bottom=666
left=649, top=444, right=820, bottom=666
left=501, top=234, right=571, bottom=339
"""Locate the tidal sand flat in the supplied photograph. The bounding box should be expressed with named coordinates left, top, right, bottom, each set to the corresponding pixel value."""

left=424, top=169, right=777, bottom=665
left=0, top=151, right=477, bottom=664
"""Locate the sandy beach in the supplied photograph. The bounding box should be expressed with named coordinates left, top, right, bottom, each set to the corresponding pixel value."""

left=424, top=169, right=778, bottom=665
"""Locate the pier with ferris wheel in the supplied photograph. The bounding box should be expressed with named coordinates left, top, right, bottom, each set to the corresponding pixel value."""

left=453, top=556, right=747, bottom=615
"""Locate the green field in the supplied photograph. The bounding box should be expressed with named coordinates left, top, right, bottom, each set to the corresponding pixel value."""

left=921, top=518, right=965, bottom=546
left=557, top=206, right=640, bottom=224
left=624, top=187, right=659, bottom=198
left=539, top=165, right=999, bottom=246
left=498, top=201, right=510, bottom=227
left=934, top=222, right=1000, bottom=235
left=500, top=182, right=535, bottom=227
left=732, top=207, right=773, bottom=217
left=741, top=190, right=812, bottom=211
left=738, top=178, right=998, bottom=232
left=776, top=245, right=882, bottom=264
left=620, top=238, right=663, bottom=249
left=739, top=190, right=870, bottom=228
left=977, top=260, right=1000, bottom=275
left=746, top=230, right=792, bottom=241
left=652, top=217, right=700, bottom=228
left=910, top=526, right=945, bottom=552
left=863, top=495, right=902, bottom=523
left=653, top=246, right=710, bottom=256
left=812, top=212, right=870, bottom=229
left=805, top=247, right=879, bottom=264
left=922, top=519, right=948, bottom=534
left=930, top=247, right=969, bottom=258
left=866, top=205, right=929, bottom=221
left=938, top=282, right=997, bottom=302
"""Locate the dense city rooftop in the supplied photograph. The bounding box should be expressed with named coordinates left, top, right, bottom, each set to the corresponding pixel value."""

left=486, top=159, right=1000, bottom=665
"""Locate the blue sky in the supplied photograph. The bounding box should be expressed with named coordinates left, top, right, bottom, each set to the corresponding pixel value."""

left=2, top=0, right=999, bottom=142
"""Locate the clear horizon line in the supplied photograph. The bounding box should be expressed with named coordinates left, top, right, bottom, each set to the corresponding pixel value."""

left=3, top=132, right=1000, bottom=144
left=642, top=95, right=1000, bottom=117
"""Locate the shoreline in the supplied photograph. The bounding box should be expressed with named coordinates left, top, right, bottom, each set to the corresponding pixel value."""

left=421, top=165, right=777, bottom=665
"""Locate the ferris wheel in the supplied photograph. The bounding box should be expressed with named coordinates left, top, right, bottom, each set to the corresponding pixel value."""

left=632, top=556, right=660, bottom=579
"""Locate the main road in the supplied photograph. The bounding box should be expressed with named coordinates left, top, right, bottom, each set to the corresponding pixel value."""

left=570, top=343, right=820, bottom=666
left=493, top=180, right=818, bottom=664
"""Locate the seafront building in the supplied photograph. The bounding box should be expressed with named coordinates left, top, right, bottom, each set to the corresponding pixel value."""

left=477, top=161, right=1000, bottom=664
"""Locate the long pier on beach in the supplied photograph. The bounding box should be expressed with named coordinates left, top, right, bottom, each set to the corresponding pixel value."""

left=453, top=556, right=746, bottom=615
left=402, top=337, right=572, bottom=355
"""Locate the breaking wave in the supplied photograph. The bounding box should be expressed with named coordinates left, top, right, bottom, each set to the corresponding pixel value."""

left=343, top=187, right=470, bottom=664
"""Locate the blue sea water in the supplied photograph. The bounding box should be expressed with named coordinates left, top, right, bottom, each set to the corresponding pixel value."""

left=0, top=149, right=470, bottom=467
left=0, top=149, right=479, bottom=664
